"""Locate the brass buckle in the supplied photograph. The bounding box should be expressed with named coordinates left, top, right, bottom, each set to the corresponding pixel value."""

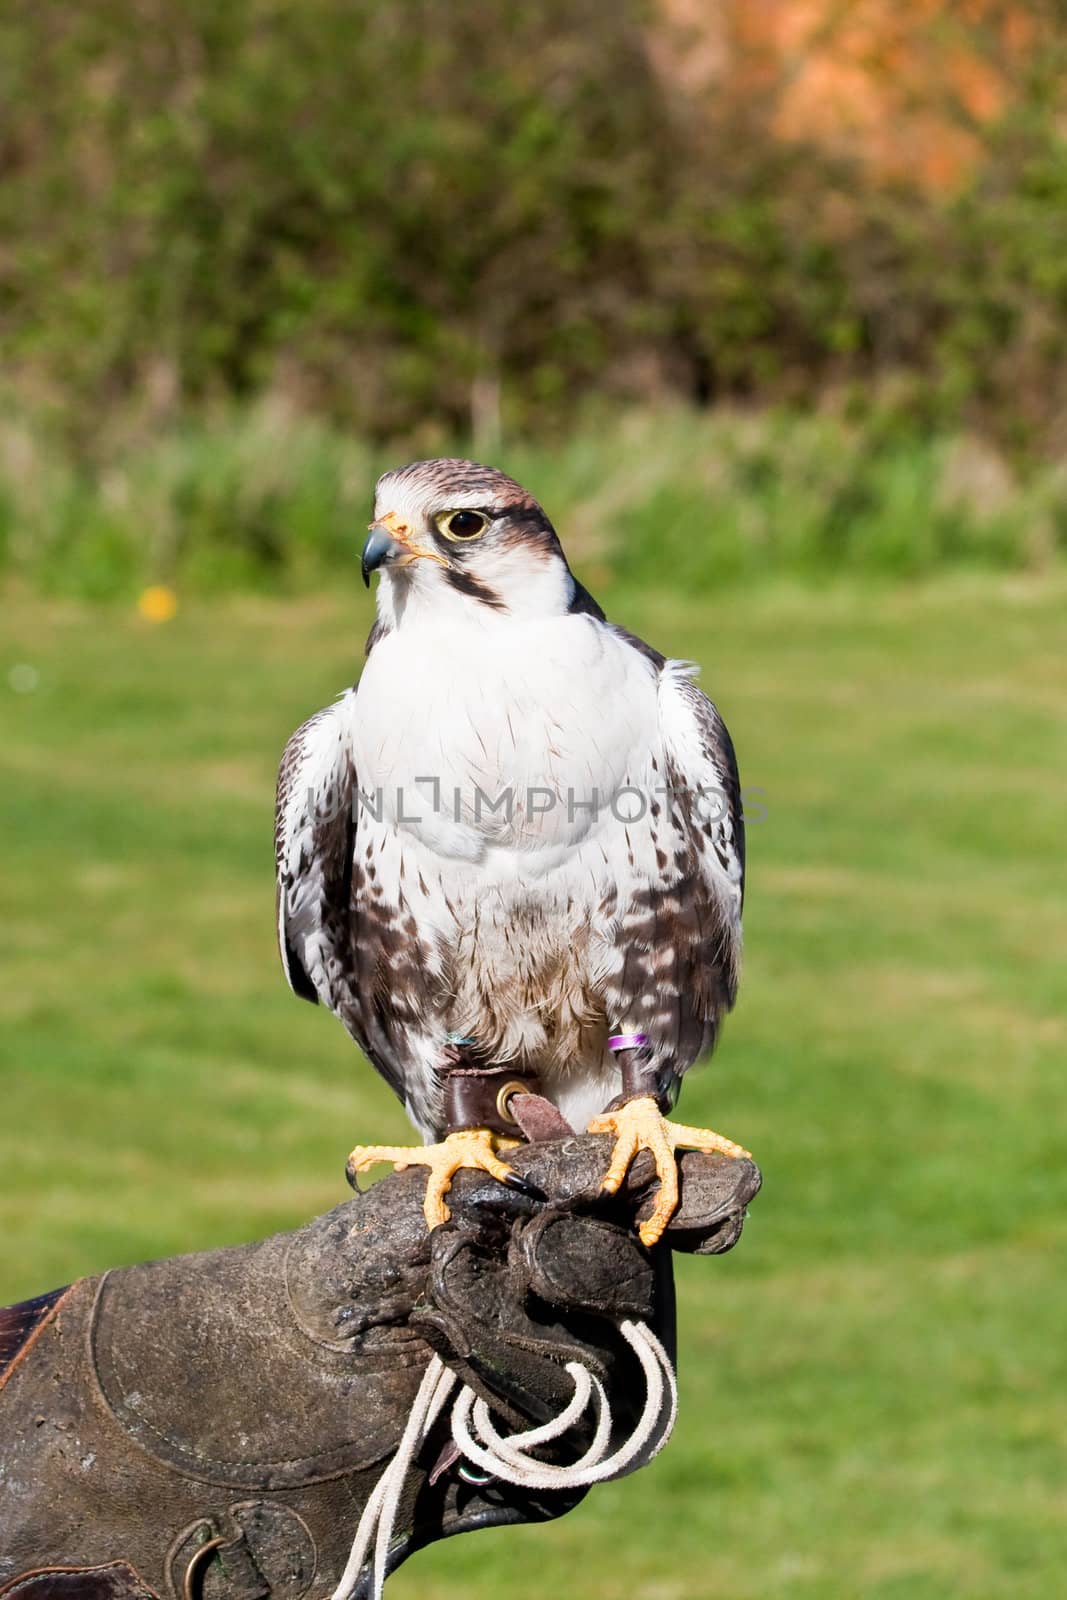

left=183, top=1536, right=226, bottom=1600
left=495, top=1078, right=534, bottom=1126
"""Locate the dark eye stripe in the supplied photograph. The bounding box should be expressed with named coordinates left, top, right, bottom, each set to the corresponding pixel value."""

left=444, top=567, right=507, bottom=610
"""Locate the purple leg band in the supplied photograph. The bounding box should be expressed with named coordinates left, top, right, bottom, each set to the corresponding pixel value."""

left=607, top=1032, right=649, bottom=1052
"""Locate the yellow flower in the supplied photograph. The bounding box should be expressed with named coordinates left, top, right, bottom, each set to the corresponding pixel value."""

left=137, top=585, right=178, bottom=623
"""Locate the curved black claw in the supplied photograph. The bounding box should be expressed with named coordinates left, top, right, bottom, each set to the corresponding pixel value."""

left=501, top=1172, right=547, bottom=1202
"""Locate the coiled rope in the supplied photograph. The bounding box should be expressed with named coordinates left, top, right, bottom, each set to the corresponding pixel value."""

left=330, top=1317, right=677, bottom=1600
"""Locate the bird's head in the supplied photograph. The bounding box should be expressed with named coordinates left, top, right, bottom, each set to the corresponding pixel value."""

left=363, top=459, right=576, bottom=623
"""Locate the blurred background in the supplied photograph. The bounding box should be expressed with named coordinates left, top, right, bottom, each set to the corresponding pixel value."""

left=2, top=3, right=1065, bottom=1596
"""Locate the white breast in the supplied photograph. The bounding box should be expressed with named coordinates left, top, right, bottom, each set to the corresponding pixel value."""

left=352, top=613, right=660, bottom=869
left=348, top=612, right=664, bottom=1112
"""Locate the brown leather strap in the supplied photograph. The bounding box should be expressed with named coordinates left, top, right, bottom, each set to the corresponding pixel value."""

left=603, top=1045, right=674, bottom=1115
left=0, top=1565, right=160, bottom=1600
left=443, top=1066, right=542, bottom=1137
left=0, top=1287, right=70, bottom=1395
left=511, top=1093, right=573, bottom=1142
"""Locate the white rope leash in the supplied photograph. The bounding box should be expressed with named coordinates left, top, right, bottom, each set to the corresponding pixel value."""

left=329, top=1318, right=677, bottom=1600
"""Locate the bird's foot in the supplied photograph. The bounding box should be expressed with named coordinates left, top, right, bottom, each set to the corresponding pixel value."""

left=587, top=1096, right=751, bottom=1248
left=346, top=1127, right=524, bottom=1230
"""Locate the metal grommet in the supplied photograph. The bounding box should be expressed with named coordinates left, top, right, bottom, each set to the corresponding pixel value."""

left=495, top=1079, right=532, bottom=1126
left=183, top=1535, right=226, bottom=1600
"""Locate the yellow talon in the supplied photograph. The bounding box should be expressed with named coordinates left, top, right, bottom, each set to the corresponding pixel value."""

left=347, top=1127, right=521, bottom=1230
left=588, top=1095, right=751, bottom=1249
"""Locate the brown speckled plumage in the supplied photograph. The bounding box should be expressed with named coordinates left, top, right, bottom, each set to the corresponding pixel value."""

left=276, top=459, right=744, bottom=1138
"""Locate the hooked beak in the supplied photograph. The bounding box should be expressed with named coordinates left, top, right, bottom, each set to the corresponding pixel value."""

left=361, top=512, right=449, bottom=587
left=361, top=522, right=406, bottom=587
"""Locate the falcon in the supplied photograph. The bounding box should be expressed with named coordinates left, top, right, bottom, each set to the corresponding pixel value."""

left=275, top=459, right=748, bottom=1247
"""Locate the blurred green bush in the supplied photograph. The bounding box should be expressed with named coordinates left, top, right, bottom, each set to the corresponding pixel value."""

left=2, top=1, right=1067, bottom=455
left=2, top=404, right=1063, bottom=597
left=3, top=2, right=1067, bottom=593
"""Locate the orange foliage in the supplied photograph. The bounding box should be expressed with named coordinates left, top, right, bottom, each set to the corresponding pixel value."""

left=656, top=0, right=1037, bottom=186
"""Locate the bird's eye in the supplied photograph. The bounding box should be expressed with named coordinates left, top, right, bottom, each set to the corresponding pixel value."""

left=436, top=509, right=488, bottom=541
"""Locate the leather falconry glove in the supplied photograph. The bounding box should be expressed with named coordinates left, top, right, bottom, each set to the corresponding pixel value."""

left=0, top=1129, right=760, bottom=1600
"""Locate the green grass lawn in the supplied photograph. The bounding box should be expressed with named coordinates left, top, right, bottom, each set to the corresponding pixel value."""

left=2, top=573, right=1065, bottom=1597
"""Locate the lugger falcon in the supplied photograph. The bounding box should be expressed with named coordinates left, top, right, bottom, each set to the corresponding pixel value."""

left=275, top=459, right=749, bottom=1247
